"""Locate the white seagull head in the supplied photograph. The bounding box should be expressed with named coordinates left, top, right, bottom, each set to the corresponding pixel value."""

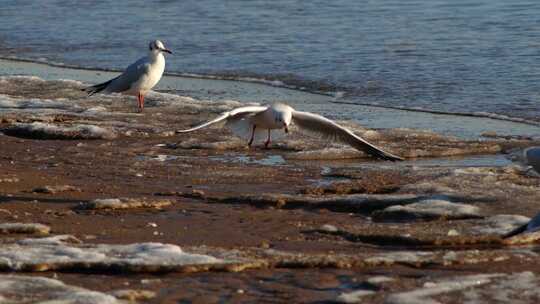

left=149, top=40, right=172, bottom=54
left=271, top=103, right=293, bottom=133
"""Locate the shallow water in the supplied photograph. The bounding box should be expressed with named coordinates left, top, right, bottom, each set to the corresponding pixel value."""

left=1, top=59, right=540, bottom=139
left=1, top=0, right=540, bottom=122
left=210, top=154, right=286, bottom=166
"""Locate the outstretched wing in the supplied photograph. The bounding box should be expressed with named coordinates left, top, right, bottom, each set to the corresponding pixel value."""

left=176, top=106, right=268, bottom=133
left=291, top=110, right=403, bottom=161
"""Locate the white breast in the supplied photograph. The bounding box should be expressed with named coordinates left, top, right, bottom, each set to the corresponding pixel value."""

left=131, top=53, right=165, bottom=95
left=251, top=108, right=283, bottom=130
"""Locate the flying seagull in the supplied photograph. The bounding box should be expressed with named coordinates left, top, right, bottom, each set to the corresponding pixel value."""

left=82, top=40, right=172, bottom=112
left=177, top=103, right=404, bottom=161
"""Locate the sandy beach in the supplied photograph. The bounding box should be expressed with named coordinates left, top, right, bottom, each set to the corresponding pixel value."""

left=1, top=59, right=540, bottom=303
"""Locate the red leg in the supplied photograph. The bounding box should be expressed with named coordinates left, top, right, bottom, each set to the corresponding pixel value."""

left=264, top=129, right=271, bottom=148
left=138, top=93, right=144, bottom=112
left=248, top=125, right=256, bottom=147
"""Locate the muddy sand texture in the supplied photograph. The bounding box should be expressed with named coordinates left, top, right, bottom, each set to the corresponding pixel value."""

left=0, top=76, right=540, bottom=303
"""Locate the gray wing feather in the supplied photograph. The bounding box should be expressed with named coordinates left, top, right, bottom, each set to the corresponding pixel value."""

left=176, top=106, right=268, bottom=133
left=291, top=110, right=403, bottom=161
left=104, top=56, right=151, bottom=93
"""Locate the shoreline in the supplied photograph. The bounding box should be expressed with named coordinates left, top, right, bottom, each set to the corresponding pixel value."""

left=2, top=56, right=539, bottom=130
left=1, top=58, right=539, bottom=140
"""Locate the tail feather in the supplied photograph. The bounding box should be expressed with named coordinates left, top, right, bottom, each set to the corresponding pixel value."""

left=82, top=79, right=113, bottom=96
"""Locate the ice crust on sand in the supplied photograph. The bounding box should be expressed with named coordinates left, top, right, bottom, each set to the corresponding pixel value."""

left=0, top=274, right=121, bottom=304
left=83, top=198, right=172, bottom=210
left=3, top=122, right=116, bottom=140
left=33, top=185, right=81, bottom=194
left=0, top=223, right=50, bottom=235
left=387, top=272, right=540, bottom=304
left=336, top=289, right=376, bottom=303
left=111, top=289, right=156, bottom=301
left=472, top=215, right=531, bottom=236
left=372, top=199, right=482, bottom=222
left=462, top=272, right=540, bottom=303
left=386, top=273, right=503, bottom=304
left=0, top=235, right=227, bottom=272
left=0, top=94, right=79, bottom=111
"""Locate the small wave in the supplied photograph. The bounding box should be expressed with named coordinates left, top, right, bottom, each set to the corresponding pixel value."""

left=167, top=71, right=345, bottom=97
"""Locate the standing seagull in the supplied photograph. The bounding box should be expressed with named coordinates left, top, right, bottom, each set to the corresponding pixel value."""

left=83, top=40, right=172, bottom=112
left=177, top=103, right=404, bottom=161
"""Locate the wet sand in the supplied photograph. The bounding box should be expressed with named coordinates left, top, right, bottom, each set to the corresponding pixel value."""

left=1, top=61, right=540, bottom=303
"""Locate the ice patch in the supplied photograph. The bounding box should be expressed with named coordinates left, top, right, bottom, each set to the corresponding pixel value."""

left=2, top=122, right=116, bottom=140
left=0, top=223, right=50, bottom=235
left=0, top=235, right=228, bottom=272
left=0, top=94, right=77, bottom=110
left=111, top=289, right=156, bottom=301
left=463, top=272, right=540, bottom=303
left=336, top=289, right=376, bottom=303
left=82, top=198, right=172, bottom=210
left=367, top=276, right=395, bottom=285
left=33, top=185, right=81, bottom=194
left=473, top=215, right=531, bottom=236
left=0, top=275, right=121, bottom=304
left=373, top=199, right=482, bottom=222
left=364, top=251, right=432, bottom=265
left=386, top=274, right=503, bottom=304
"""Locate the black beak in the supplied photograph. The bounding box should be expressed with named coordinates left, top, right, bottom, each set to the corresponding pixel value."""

left=162, top=48, right=172, bottom=54
left=284, top=125, right=289, bottom=134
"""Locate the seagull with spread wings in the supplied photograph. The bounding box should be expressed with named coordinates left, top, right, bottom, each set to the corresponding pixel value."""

left=177, top=103, right=403, bottom=161
left=82, top=40, right=172, bottom=112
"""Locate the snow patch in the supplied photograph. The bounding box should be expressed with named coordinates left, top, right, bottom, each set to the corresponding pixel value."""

left=0, top=275, right=121, bottom=304
left=386, top=274, right=503, bottom=304
left=473, top=215, right=531, bottom=236
left=2, top=122, right=116, bottom=140
left=336, top=289, right=376, bottom=303
left=373, top=199, right=482, bottom=222
left=83, top=198, right=172, bottom=210
left=0, top=235, right=230, bottom=272
left=0, top=94, right=77, bottom=110
left=364, top=251, right=432, bottom=265
left=0, top=223, right=50, bottom=235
